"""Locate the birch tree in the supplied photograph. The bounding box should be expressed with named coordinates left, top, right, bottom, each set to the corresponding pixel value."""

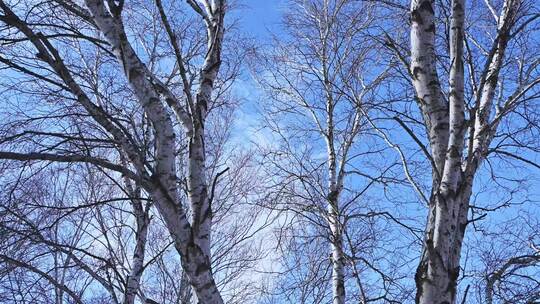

left=253, top=1, right=405, bottom=303
left=399, top=0, right=540, bottom=302
left=0, top=0, right=245, bottom=302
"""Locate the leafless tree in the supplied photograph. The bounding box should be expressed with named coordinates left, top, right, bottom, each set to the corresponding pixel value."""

left=251, top=1, right=412, bottom=303
left=0, top=0, right=271, bottom=302
left=381, top=0, right=540, bottom=302
left=1, top=0, right=539, bottom=303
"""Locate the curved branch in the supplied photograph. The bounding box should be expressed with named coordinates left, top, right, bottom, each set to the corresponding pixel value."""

left=0, top=151, right=139, bottom=179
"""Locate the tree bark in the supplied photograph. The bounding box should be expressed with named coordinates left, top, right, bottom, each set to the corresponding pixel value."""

left=415, top=188, right=471, bottom=304
left=328, top=194, right=345, bottom=304
left=411, top=0, right=468, bottom=302
left=410, top=0, right=523, bottom=303
left=326, top=98, right=346, bottom=304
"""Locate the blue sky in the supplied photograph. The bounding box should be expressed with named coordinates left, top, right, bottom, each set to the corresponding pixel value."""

left=235, top=1, right=285, bottom=39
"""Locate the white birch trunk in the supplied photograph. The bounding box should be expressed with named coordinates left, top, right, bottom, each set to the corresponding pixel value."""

left=83, top=1, right=225, bottom=302
left=328, top=195, right=345, bottom=304
left=411, top=0, right=467, bottom=302
left=0, top=1, right=228, bottom=303
left=325, top=96, right=345, bottom=304
left=410, top=0, right=521, bottom=303
left=410, top=0, right=449, bottom=175
left=187, top=3, right=224, bottom=302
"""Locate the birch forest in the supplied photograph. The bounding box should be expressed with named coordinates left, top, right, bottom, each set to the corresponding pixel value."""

left=0, top=0, right=539, bottom=303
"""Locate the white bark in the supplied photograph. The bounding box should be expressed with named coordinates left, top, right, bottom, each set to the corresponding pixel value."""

left=413, top=0, right=466, bottom=303
left=185, top=2, right=224, bottom=303
left=254, top=2, right=378, bottom=300
left=124, top=214, right=148, bottom=304
left=327, top=129, right=345, bottom=304
left=189, top=2, right=224, bottom=262
left=410, top=0, right=525, bottom=303
left=328, top=197, right=345, bottom=304
left=410, top=0, right=448, bottom=175
left=81, top=1, right=227, bottom=302
left=324, top=76, right=357, bottom=304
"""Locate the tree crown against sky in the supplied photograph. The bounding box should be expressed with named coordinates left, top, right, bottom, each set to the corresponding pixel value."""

left=0, top=0, right=539, bottom=303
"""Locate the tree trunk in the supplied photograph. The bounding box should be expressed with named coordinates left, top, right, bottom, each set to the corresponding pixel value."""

left=148, top=189, right=223, bottom=304
left=124, top=198, right=150, bottom=304
left=327, top=127, right=345, bottom=304
left=410, top=0, right=521, bottom=298
left=328, top=195, right=345, bottom=304
left=410, top=0, right=469, bottom=302
left=83, top=1, right=225, bottom=302
left=188, top=127, right=212, bottom=304
left=415, top=187, right=470, bottom=304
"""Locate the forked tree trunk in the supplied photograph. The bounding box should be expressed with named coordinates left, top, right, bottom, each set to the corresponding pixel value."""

left=81, top=1, right=225, bottom=302
left=410, top=0, right=469, bottom=302
left=410, top=0, right=521, bottom=302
